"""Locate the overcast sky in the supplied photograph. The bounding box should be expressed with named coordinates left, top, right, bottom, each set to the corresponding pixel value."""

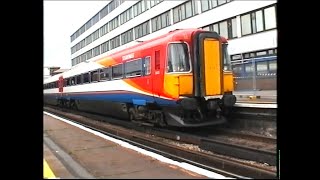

left=44, top=1, right=110, bottom=69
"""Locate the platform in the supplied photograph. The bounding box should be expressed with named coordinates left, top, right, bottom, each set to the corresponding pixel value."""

left=43, top=113, right=225, bottom=179
left=234, top=90, right=277, bottom=104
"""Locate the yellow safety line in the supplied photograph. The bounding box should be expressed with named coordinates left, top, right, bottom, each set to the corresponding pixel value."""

left=44, top=159, right=56, bottom=179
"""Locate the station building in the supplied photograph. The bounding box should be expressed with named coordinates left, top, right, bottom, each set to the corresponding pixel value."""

left=70, top=0, right=277, bottom=90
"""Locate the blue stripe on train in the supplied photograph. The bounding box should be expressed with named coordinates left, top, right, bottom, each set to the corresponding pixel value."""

left=44, top=92, right=177, bottom=106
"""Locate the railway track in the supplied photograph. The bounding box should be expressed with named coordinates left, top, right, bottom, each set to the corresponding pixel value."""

left=206, top=128, right=276, bottom=144
left=230, top=106, right=277, bottom=121
left=44, top=106, right=277, bottom=178
left=150, top=126, right=276, bottom=165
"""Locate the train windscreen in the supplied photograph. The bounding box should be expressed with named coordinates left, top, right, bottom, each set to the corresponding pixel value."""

left=167, top=43, right=190, bottom=73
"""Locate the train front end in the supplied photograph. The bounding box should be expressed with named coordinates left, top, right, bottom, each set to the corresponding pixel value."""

left=163, top=30, right=236, bottom=127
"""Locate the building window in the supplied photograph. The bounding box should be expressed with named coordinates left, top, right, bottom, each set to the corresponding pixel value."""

left=255, top=10, right=264, bottom=32
left=264, top=6, right=276, bottom=30
left=80, top=25, right=85, bottom=35
left=92, top=13, right=100, bottom=25
left=173, top=0, right=198, bottom=24
left=200, top=0, right=230, bottom=13
left=110, top=36, right=120, bottom=50
left=93, top=46, right=101, bottom=57
left=217, top=0, right=227, bottom=6
left=92, top=29, right=100, bottom=41
left=71, top=47, right=75, bottom=54
left=202, top=17, right=237, bottom=39
left=100, top=23, right=108, bottom=37
left=87, top=49, right=93, bottom=59
left=150, top=0, right=163, bottom=8
left=85, top=34, right=93, bottom=45
left=219, top=21, right=228, bottom=39
left=231, top=54, right=242, bottom=61
left=269, top=60, right=277, bottom=71
left=100, top=5, right=109, bottom=19
left=241, top=14, right=252, bottom=35
left=109, top=17, right=119, bottom=32
left=231, top=18, right=237, bottom=38
left=151, top=11, right=170, bottom=32
left=241, top=5, right=277, bottom=36
left=120, top=8, right=132, bottom=25
left=81, top=54, right=86, bottom=62
left=80, top=39, right=85, bottom=49
left=201, top=0, right=209, bottom=12
left=101, top=41, right=109, bottom=54
left=245, top=64, right=253, bottom=74
left=202, top=26, right=210, bottom=31
left=134, top=21, right=150, bottom=39
left=70, top=0, right=124, bottom=43
left=121, top=29, right=133, bottom=45
left=133, top=0, right=148, bottom=17
left=256, top=50, right=267, bottom=56
left=71, top=58, right=75, bottom=66
left=257, top=61, right=268, bottom=73
left=85, top=19, right=92, bottom=31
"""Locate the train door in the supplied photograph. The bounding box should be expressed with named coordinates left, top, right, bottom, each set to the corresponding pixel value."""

left=202, top=38, right=222, bottom=96
left=193, top=32, right=223, bottom=97
left=152, top=47, right=162, bottom=102
left=142, top=56, right=153, bottom=100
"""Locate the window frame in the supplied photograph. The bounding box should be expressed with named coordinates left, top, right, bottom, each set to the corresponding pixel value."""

left=112, top=63, right=124, bottom=80
left=90, top=69, right=100, bottom=83
left=124, top=58, right=143, bottom=78
left=240, top=4, right=277, bottom=37
left=144, top=56, right=151, bottom=76
left=165, top=42, right=192, bottom=74
left=99, top=67, right=111, bottom=82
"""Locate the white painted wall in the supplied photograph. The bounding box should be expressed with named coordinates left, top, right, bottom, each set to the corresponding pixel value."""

left=228, top=29, right=277, bottom=55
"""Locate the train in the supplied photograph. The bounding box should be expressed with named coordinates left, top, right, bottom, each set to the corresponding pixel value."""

left=44, top=29, right=237, bottom=127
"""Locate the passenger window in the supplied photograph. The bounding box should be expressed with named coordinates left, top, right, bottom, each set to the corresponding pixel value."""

left=83, top=73, right=90, bottom=83
left=91, top=70, right=100, bottom=82
left=76, top=75, right=82, bottom=84
left=125, top=59, right=142, bottom=77
left=100, top=68, right=110, bottom=81
left=71, top=77, right=76, bottom=85
left=144, top=57, right=151, bottom=75
left=112, top=64, right=123, bottom=79
left=68, top=78, right=72, bottom=86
